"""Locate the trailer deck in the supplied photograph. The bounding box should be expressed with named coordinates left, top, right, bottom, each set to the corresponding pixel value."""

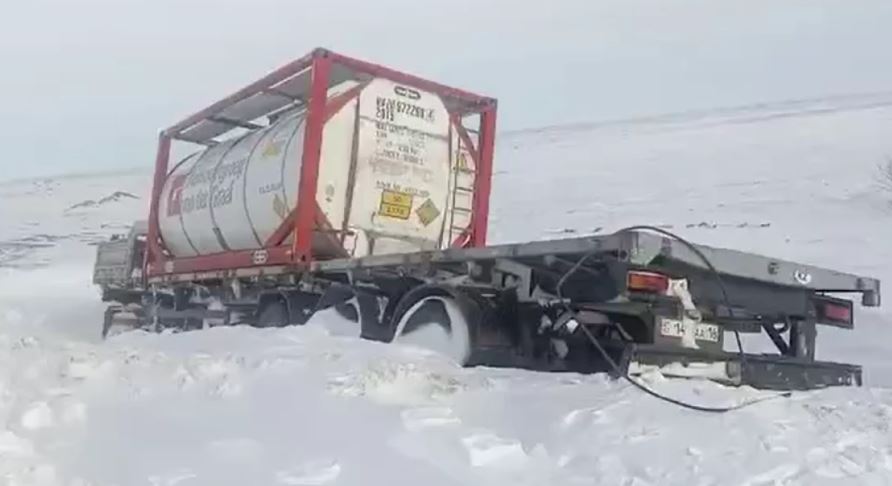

left=311, top=230, right=880, bottom=308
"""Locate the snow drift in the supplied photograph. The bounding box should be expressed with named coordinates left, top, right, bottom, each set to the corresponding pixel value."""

left=2, top=94, right=892, bottom=485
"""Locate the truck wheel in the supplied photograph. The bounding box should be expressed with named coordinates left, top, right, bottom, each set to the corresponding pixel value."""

left=257, top=299, right=289, bottom=328
left=390, top=291, right=476, bottom=365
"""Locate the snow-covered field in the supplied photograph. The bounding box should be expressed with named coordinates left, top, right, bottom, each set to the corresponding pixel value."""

left=2, top=94, right=892, bottom=485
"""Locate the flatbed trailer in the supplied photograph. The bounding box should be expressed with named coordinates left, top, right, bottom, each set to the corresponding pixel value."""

left=93, top=48, right=881, bottom=391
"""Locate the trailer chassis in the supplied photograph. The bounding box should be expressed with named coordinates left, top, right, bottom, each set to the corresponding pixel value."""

left=101, top=231, right=879, bottom=391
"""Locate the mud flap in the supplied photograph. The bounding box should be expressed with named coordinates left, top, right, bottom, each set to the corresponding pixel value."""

left=316, top=284, right=388, bottom=341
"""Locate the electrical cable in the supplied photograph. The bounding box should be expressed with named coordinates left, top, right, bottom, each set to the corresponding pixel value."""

left=555, top=226, right=791, bottom=413
left=614, top=225, right=746, bottom=364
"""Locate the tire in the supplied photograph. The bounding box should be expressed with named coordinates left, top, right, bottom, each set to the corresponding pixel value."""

left=390, top=290, right=478, bottom=365
left=257, top=299, right=289, bottom=328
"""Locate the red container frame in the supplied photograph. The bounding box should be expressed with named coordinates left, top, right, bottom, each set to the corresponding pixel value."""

left=145, top=48, right=497, bottom=280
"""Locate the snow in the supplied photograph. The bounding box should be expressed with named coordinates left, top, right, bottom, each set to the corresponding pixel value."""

left=2, top=95, right=892, bottom=484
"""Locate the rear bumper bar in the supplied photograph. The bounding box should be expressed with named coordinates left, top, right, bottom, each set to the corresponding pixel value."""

left=623, top=344, right=862, bottom=390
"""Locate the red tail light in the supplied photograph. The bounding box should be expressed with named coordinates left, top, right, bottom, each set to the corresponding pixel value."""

left=822, top=302, right=852, bottom=323
left=627, top=271, right=670, bottom=294
left=815, top=296, right=854, bottom=328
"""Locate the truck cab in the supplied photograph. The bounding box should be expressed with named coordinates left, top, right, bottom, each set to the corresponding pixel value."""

left=93, top=220, right=148, bottom=336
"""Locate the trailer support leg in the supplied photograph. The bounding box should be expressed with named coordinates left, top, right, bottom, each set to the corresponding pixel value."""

left=763, top=322, right=790, bottom=355
left=789, top=319, right=817, bottom=360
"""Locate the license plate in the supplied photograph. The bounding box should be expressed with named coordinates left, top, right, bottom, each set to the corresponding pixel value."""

left=660, top=318, right=720, bottom=343
left=694, top=323, right=720, bottom=342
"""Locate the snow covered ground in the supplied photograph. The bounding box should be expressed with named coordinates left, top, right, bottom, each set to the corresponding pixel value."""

left=2, top=94, right=892, bottom=485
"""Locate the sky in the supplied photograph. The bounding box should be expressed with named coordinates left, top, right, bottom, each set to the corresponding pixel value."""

left=1, top=0, right=892, bottom=180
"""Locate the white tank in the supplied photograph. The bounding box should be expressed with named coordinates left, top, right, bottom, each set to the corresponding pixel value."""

left=158, top=78, right=475, bottom=259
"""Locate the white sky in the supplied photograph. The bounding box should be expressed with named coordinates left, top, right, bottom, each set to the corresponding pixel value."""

left=1, top=0, right=891, bottom=180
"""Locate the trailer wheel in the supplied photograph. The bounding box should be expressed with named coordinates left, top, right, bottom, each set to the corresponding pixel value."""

left=390, top=288, right=479, bottom=366
left=257, top=298, right=289, bottom=328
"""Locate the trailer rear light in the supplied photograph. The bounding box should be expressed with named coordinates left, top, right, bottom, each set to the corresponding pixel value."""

left=823, top=303, right=851, bottom=322
left=822, top=301, right=852, bottom=323
left=627, top=271, right=670, bottom=294
left=814, top=295, right=854, bottom=328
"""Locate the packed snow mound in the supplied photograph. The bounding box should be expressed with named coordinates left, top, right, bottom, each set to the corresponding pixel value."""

left=0, top=316, right=891, bottom=485
left=1, top=94, right=892, bottom=484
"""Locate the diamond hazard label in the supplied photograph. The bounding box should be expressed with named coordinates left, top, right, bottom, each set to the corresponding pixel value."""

left=273, top=194, right=288, bottom=220
left=416, top=198, right=440, bottom=227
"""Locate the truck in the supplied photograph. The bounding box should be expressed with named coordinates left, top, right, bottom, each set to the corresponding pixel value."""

left=92, top=47, right=881, bottom=392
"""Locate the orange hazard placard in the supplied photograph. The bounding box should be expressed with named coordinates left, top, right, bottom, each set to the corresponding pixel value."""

left=379, top=189, right=412, bottom=220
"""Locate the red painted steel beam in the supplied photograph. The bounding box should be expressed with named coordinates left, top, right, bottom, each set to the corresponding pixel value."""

left=265, top=208, right=298, bottom=248
left=448, top=113, right=480, bottom=249
left=264, top=203, right=337, bottom=247
left=155, top=247, right=293, bottom=276
left=450, top=228, right=472, bottom=248
left=323, top=81, right=367, bottom=123
left=327, top=51, right=492, bottom=105
left=471, top=105, right=497, bottom=247
left=145, top=133, right=171, bottom=277
left=313, top=205, right=351, bottom=259
left=164, top=47, right=496, bottom=140
left=451, top=115, right=481, bottom=170
left=263, top=81, right=366, bottom=249
left=292, top=53, right=333, bottom=263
